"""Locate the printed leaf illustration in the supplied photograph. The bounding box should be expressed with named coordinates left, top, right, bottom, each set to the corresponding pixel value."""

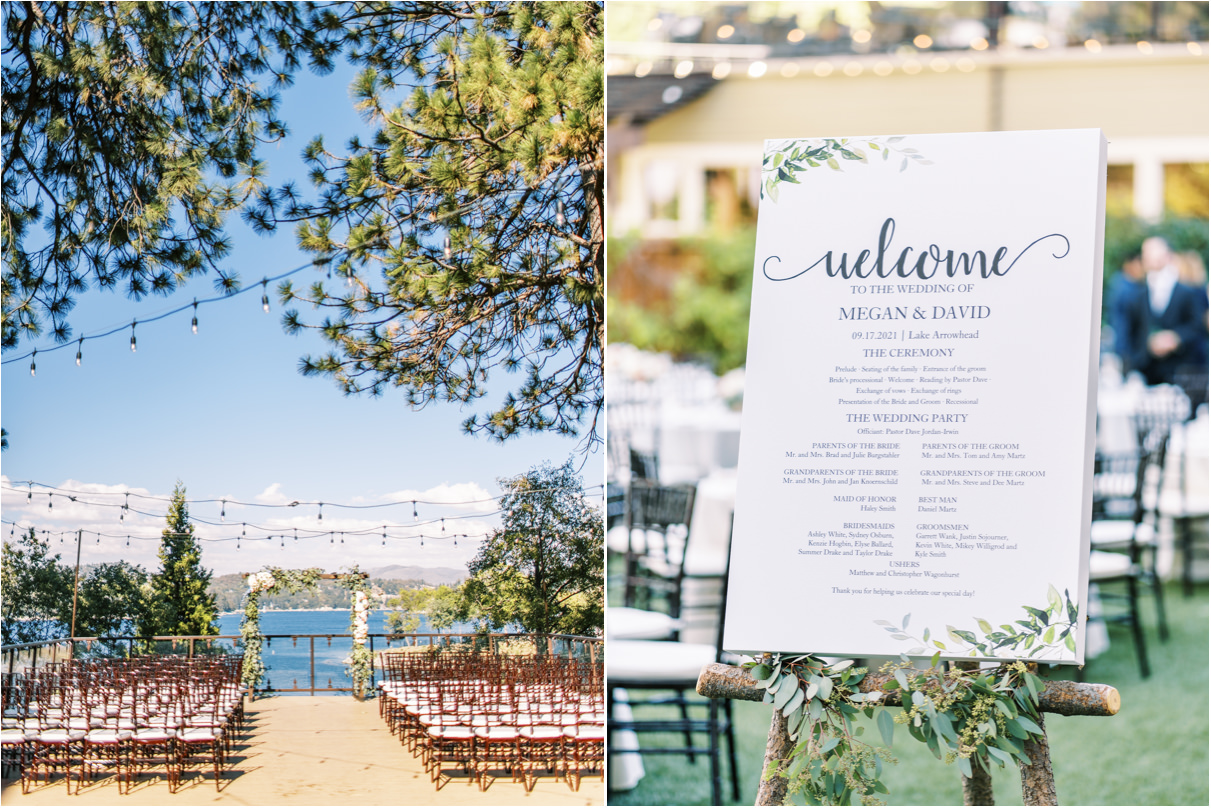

left=760, top=136, right=929, bottom=201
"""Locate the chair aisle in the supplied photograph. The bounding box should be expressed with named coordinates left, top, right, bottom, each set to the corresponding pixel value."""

left=2, top=654, right=246, bottom=794
left=377, top=646, right=604, bottom=792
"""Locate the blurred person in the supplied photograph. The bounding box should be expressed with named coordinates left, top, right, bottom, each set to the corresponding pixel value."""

left=1108, top=250, right=1148, bottom=377
left=1134, top=236, right=1207, bottom=386
left=1175, top=249, right=1209, bottom=310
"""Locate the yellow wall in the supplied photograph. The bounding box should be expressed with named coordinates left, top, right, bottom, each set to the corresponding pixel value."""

left=640, top=48, right=1208, bottom=143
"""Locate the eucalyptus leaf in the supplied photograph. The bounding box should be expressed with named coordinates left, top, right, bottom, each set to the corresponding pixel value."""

left=1017, top=715, right=1043, bottom=735
left=783, top=687, right=805, bottom=717
left=775, top=675, right=799, bottom=710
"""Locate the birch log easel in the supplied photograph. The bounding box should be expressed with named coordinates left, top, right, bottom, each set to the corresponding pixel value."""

left=697, top=662, right=1120, bottom=806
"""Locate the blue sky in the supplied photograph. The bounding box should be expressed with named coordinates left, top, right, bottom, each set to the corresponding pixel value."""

left=1, top=61, right=602, bottom=577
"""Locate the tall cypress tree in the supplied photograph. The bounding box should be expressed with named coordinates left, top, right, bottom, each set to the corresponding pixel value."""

left=140, top=482, right=217, bottom=637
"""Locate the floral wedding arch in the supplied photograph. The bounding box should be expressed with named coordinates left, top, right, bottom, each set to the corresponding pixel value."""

left=240, top=566, right=374, bottom=697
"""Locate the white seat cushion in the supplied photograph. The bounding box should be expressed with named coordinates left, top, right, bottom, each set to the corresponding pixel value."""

left=606, top=640, right=721, bottom=684
left=607, top=607, right=683, bottom=641
left=1089, top=550, right=1135, bottom=579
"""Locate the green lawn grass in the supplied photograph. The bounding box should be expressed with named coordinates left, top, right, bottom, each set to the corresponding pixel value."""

left=608, top=582, right=1208, bottom=806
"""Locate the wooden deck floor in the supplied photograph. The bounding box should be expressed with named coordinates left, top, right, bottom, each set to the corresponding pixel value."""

left=1, top=696, right=603, bottom=806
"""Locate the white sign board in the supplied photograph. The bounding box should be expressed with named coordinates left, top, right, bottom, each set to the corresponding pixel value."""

left=724, top=129, right=1105, bottom=664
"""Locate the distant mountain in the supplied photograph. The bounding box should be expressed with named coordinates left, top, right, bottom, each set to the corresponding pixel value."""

left=367, top=565, right=467, bottom=587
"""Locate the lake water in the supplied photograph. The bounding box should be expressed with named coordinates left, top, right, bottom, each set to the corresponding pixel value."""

left=216, top=610, right=473, bottom=694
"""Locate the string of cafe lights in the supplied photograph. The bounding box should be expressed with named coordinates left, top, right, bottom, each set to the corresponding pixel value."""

left=2, top=262, right=314, bottom=374
left=5, top=481, right=604, bottom=514
left=2, top=518, right=489, bottom=550
left=2, top=480, right=606, bottom=551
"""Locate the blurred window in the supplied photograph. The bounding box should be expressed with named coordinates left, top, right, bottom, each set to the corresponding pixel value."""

left=1163, top=162, right=1209, bottom=218
left=1106, top=164, right=1135, bottom=217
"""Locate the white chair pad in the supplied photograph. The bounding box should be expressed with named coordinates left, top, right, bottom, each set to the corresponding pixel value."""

left=1089, top=550, right=1135, bottom=578
left=607, top=607, right=684, bottom=641
left=606, top=640, right=720, bottom=684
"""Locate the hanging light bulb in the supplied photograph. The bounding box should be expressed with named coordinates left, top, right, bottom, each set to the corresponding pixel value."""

left=191, top=300, right=199, bottom=334
left=242, top=523, right=247, bottom=538
left=556, top=200, right=566, bottom=227
left=340, top=532, right=344, bottom=545
left=441, top=518, right=445, bottom=533
left=220, top=500, right=226, bottom=521
left=130, top=321, right=137, bottom=352
left=443, top=235, right=452, bottom=261
left=345, top=271, right=354, bottom=289
left=293, top=528, right=298, bottom=542
left=413, top=501, right=418, bottom=521
left=381, top=526, right=387, bottom=546
left=318, top=502, right=323, bottom=522
left=76, top=337, right=83, bottom=366
left=27, top=485, right=32, bottom=503
left=330, top=534, right=334, bottom=545
left=29, top=349, right=36, bottom=377
left=47, top=493, right=52, bottom=512
left=420, top=537, right=424, bottom=547
left=280, top=535, right=285, bottom=548
left=126, top=536, right=130, bottom=547
left=261, top=279, right=270, bottom=313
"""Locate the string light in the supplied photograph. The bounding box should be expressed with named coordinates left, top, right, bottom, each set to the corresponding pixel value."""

left=441, top=518, right=445, bottom=533
left=220, top=500, right=226, bottom=521
left=8, top=480, right=600, bottom=512
left=3, top=262, right=311, bottom=371
left=381, top=526, right=387, bottom=546
left=556, top=200, right=566, bottom=227
left=261, top=279, right=270, bottom=313
left=130, top=321, right=137, bottom=352
left=318, top=503, right=323, bottom=522
left=47, top=493, right=52, bottom=512
left=76, top=338, right=83, bottom=366
left=443, top=235, right=452, bottom=261
left=30, top=349, right=36, bottom=377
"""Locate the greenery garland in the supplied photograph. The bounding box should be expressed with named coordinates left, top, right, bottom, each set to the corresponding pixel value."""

left=239, top=567, right=325, bottom=693
left=745, top=589, right=1074, bottom=805
left=335, top=565, right=374, bottom=697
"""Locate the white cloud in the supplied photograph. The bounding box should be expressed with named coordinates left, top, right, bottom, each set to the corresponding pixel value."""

left=380, top=481, right=498, bottom=514
left=2, top=476, right=490, bottom=576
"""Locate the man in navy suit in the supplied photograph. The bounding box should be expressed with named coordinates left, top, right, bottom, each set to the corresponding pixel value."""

left=1135, top=236, right=1208, bottom=387
left=1108, top=250, right=1149, bottom=377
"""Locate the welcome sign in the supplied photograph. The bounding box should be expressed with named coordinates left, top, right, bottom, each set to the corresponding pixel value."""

left=724, top=129, right=1105, bottom=664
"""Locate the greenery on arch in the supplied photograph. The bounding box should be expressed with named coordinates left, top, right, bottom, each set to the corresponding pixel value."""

left=239, top=566, right=373, bottom=696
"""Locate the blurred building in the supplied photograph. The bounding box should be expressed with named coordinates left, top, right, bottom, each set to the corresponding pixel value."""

left=607, top=1, right=1209, bottom=241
